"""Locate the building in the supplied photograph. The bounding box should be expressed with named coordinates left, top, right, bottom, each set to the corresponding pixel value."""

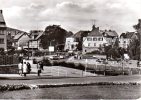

left=6, top=27, right=26, bottom=49
left=64, top=37, right=78, bottom=51
left=0, top=10, right=7, bottom=51
left=103, top=30, right=118, bottom=46
left=12, top=32, right=30, bottom=50
left=82, top=25, right=118, bottom=54
left=119, top=32, right=137, bottom=49
left=28, top=30, right=44, bottom=50
left=83, top=25, right=107, bottom=53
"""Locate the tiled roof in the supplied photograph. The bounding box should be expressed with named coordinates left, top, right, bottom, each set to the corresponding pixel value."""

left=88, top=29, right=102, bottom=36
left=35, top=31, right=44, bottom=40
left=105, top=30, right=118, bottom=37
left=73, top=30, right=90, bottom=38
left=120, top=32, right=135, bottom=38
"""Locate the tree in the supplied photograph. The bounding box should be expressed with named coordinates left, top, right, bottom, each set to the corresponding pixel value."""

left=133, top=19, right=141, bottom=60
left=40, top=25, right=71, bottom=50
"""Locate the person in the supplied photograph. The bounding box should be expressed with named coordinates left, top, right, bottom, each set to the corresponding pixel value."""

left=26, top=62, right=31, bottom=74
left=137, top=61, right=140, bottom=67
left=39, top=61, right=44, bottom=70
left=18, top=61, right=23, bottom=76
left=23, top=62, right=28, bottom=77
left=37, top=61, right=42, bottom=76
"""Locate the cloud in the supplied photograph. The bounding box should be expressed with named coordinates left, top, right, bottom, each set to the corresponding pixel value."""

left=1, top=0, right=141, bottom=34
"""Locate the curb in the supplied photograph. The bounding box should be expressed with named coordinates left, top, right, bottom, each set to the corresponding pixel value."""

left=0, top=82, right=141, bottom=91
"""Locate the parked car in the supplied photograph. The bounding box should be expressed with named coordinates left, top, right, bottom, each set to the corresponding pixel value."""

left=59, top=55, right=65, bottom=59
left=49, top=55, right=59, bottom=60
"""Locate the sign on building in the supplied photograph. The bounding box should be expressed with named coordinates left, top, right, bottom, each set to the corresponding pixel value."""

left=49, top=46, right=54, bottom=52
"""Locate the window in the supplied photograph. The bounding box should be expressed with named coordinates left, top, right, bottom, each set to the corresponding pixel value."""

left=93, top=38, right=97, bottom=41
left=0, top=30, right=4, bottom=35
left=88, top=43, right=91, bottom=46
left=87, top=38, right=92, bottom=41
left=94, top=43, right=96, bottom=46
left=0, top=38, right=4, bottom=44
left=98, top=38, right=103, bottom=41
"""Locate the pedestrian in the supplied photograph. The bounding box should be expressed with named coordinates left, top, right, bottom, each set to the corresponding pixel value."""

left=137, top=61, right=140, bottom=67
left=37, top=61, right=42, bottom=76
left=18, top=61, right=23, bottom=76
left=23, top=62, right=28, bottom=77
left=26, top=62, right=31, bottom=74
left=39, top=61, right=44, bottom=70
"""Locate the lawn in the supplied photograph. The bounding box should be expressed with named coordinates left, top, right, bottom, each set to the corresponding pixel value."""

left=0, top=85, right=140, bottom=99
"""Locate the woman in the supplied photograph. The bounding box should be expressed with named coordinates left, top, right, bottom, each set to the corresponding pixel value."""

left=18, top=61, right=23, bottom=76
left=23, top=62, right=28, bottom=77
left=37, top=61, right=42, bottom=76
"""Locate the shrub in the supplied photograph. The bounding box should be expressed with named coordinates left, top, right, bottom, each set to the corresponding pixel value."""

left=42, top=58, right=52, bottom=66
left=76, top=64, right=85, bottom=71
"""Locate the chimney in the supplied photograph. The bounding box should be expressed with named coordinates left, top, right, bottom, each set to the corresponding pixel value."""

left=0, top=10, right=2, bottom=14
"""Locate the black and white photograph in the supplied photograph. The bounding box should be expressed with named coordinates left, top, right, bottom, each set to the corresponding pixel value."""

left=0, top=0, right=141, bottom=99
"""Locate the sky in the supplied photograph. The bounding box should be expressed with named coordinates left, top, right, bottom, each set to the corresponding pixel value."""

left=0, top=0, right=141, bottom=34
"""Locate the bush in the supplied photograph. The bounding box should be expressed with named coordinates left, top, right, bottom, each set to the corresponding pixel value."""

left=52, top=61, right=85, bottom=71
left=76, top=64, right=85, bottom=71
left=42, top=58, right=52, bottom=66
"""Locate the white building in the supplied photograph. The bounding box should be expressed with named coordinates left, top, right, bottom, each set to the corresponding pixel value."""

left=64, top=37, right=78, bottom=51
left=83, top=26, right=107, bottom=53
left=82, top=25, right=118, bottom=54
left=119, top=32, right=137, bottom=49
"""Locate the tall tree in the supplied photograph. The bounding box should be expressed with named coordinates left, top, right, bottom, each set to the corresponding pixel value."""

left=133, top=19, right=141, bottom=60
left=40, top=25, right=71, bottom=50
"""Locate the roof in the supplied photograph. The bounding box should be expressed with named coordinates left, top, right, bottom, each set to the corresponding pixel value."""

left=120, top=32, right=135, bottom=38
left=0, top=10, right=6, bottom=28
left=73, top=30, right=90, bottom=38
left=105, top=30, right=118, bottom=37
left=7, top=27, right=26, bottom=36
left=14, top=32, right=29, bottom=40
left=126, top=32, right=135, bottom=38
left=88, top=26, right=102, bottom=36
left=35, top=31, right=44, bottom=40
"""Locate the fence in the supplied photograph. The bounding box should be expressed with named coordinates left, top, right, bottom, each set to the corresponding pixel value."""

left=0, top=55, right=19, bottom=65
left=0, top=55, right=19, bottom=74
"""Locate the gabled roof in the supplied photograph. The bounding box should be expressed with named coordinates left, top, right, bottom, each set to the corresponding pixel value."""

left=14, top=32, right=29, bottom=40
left=88, top=26, right=102, bottom=36
left=120, top=32, right=135, bottom=38
left=7, top=27, right=26, bottom=36
left=35, top=31, right=44, bottom=40
left=73, top=30, right=90, bottom=38
left=105, top=30, right=118, bottom=37
left=126, top=32, right=135, bottom=38
left=0, top=10, right=6, bottom=28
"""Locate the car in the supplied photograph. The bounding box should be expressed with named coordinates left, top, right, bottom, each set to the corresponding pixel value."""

left=49, top=55, right=59, bottom=60
left=59, top=55, right=65, bottom=59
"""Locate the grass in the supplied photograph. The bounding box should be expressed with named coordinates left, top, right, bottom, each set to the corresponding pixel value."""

left=1, top=85, right=140, bottom=99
